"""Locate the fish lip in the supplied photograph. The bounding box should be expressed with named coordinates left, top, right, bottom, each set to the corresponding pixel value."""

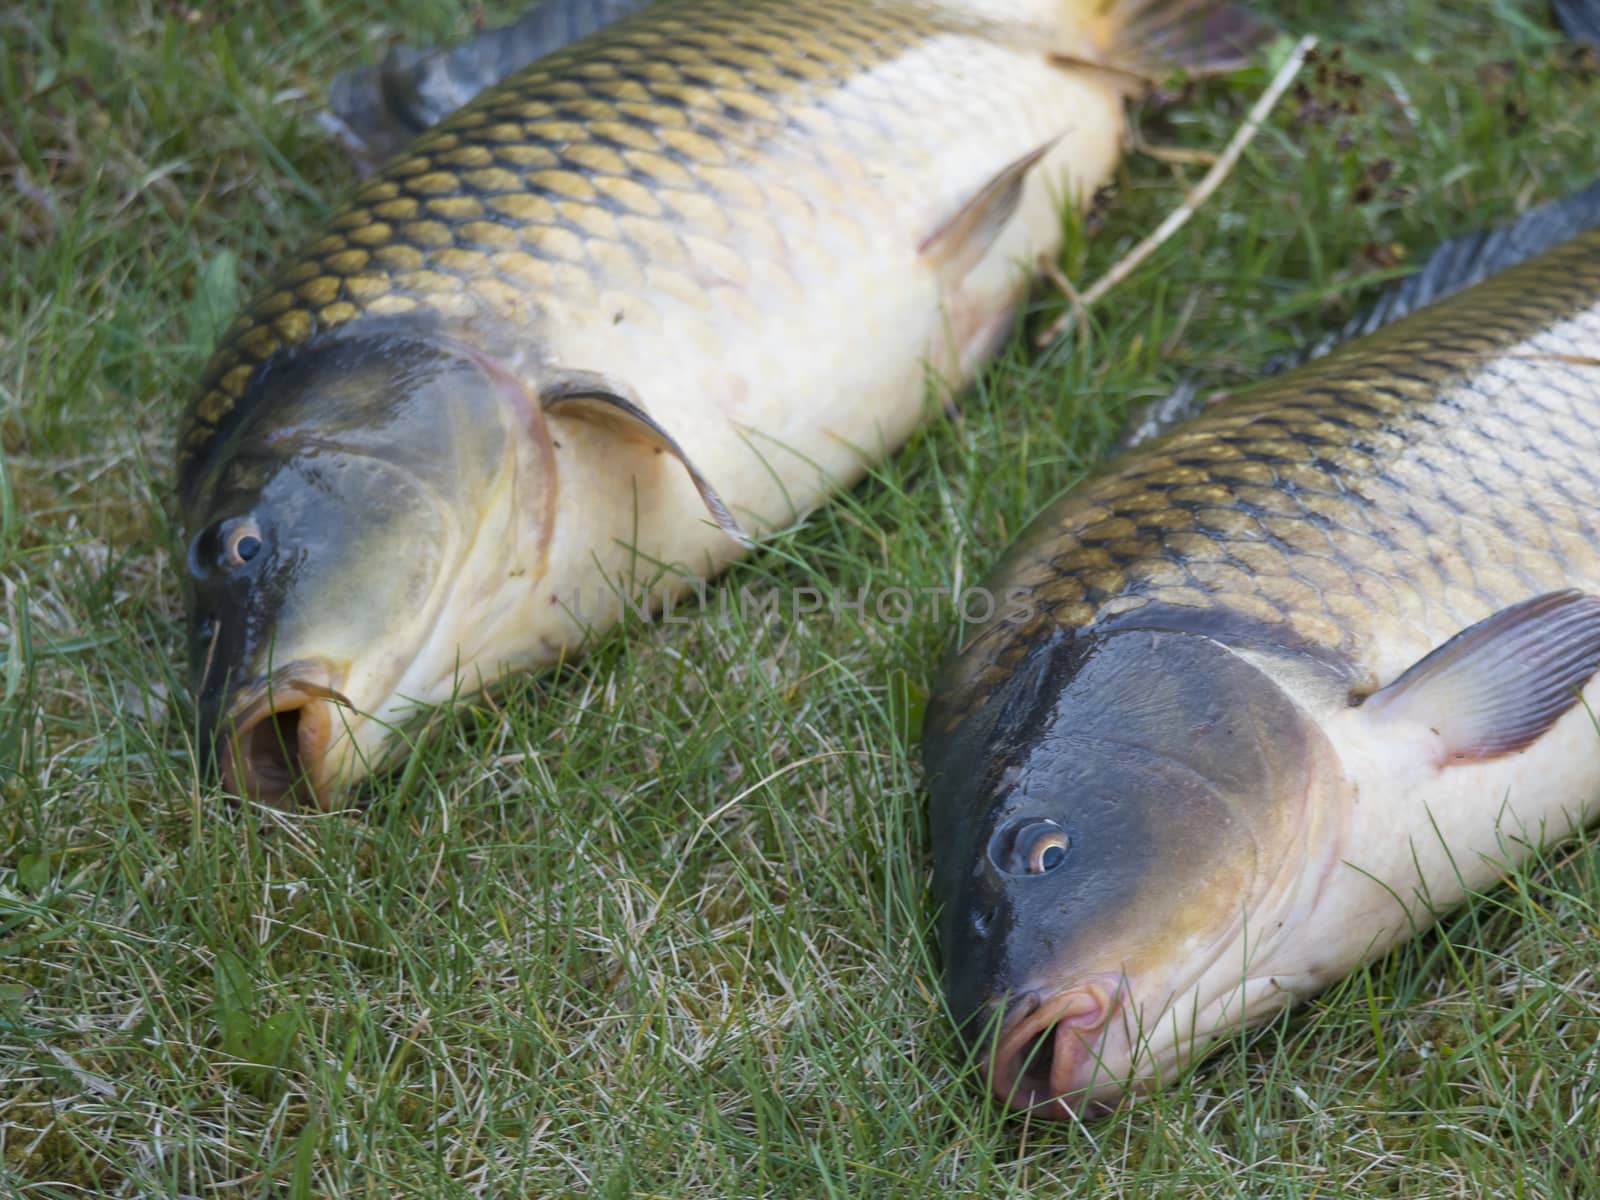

left=985, top=976, right=1126, bottom=1120
left=215, top=661, right=352, bottom=812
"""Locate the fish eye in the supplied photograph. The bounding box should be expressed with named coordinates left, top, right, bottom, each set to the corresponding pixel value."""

left=220, top=518, right=264, bottom=569
left=988, top=817, right=1071, bottom=877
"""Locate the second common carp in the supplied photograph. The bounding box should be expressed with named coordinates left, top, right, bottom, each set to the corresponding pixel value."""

left=178, top=0, right=1267, bottom=809
left=924, top=182, right=1600, bottom=1118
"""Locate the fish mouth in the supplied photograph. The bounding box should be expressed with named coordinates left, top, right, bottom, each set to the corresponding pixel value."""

left=985, top=977, right=1127, bottom=1119
left=216, top=663, right=352, bottom=811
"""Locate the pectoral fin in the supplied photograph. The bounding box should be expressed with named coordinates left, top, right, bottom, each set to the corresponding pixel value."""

left=919, top=141, right=1055, bottom=287
left=1360, top=590, right=1600, bottom=765
left=541, top=370, right=749, bottom=545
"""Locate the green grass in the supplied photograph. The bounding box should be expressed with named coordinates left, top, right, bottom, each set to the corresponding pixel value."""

left=4, top=0, right=1600, bottom=1195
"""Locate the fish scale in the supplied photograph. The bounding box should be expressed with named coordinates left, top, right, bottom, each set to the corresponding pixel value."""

left=178, top=0, right=967, bottom=495
left=936, top=228, right=1600, bottom=728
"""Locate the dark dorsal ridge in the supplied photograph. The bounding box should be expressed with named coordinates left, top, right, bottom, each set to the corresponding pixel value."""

left=1117, top=174, right=1600, bottom=454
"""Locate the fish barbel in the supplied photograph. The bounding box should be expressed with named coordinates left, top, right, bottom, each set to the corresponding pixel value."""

left=924, top=182, right=1600, bottom=1118
left=178, top=0, right=1267, bottom=808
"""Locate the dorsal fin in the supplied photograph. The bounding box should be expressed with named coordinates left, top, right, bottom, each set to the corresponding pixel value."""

left=1116, top=175, right=1600, bottom=453
left=1314, top=178, right=1600, bottom=351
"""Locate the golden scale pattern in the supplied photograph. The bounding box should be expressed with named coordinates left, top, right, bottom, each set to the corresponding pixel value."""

left=944, top=230, right=1600, bottom=719
left=178, top=0, right=963, bottom=494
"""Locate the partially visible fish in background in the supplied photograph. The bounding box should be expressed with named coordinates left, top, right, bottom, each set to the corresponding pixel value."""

left=179, top=0, right=1273, bottom=810
left=1553, top=0, right=1600, bottom=49
left=923, top=179, right=1600, bottom=1119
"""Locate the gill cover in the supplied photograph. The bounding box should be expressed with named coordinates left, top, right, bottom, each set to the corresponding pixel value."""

left=182, top=330, right=549, bottom=755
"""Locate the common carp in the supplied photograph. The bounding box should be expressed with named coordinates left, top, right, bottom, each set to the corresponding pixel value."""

left=178, top=0, right=1268, bottom=809
left=923, top=181, right=1600, bottom=1118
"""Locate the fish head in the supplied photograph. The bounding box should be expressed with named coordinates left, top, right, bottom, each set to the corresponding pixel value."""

left=182, top=331, right=552, bottom=809
left=927, top=623, right=1342, bottom=1117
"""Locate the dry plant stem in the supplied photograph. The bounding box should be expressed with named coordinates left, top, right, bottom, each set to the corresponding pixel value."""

left=1143, top=145, right=1220, bottom=166
left=1134, top=138, right=1220, bottom=166
left=1039, top=254, right=1091, bottom=357
left=1036, top=33, right=1320, bottom=349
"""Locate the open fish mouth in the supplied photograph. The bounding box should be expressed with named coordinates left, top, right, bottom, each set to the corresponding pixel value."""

left=985, top=977, right=1127, bottom=1119
left=216, top=665, right=352, bottom=811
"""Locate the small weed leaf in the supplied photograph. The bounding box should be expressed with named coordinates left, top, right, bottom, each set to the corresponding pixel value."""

left=213, top=950, right=299, bottom=1077
left=888, top=669, right=926, bottom=748
left=17, top=852, right=49, bottom=896
left=288, top=1117, right=320, bottom=1200
left=212, top=948, right=256, bottom=1059
left=185, top=249, right=241, bottom=351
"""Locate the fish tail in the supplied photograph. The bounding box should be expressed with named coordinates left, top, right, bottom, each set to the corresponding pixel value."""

left=1066, top=0, right=1279, bottom=82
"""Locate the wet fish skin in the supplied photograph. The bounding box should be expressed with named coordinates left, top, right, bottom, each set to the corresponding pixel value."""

left=181, top=0, right=1271, bottom=808
left=926, top=220, right=1600, bottom=1117
left=943, top=235, right=1600, bottom=691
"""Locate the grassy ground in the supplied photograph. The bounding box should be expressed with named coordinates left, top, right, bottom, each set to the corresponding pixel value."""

left=4, top=0, right=1600, bottom=1195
